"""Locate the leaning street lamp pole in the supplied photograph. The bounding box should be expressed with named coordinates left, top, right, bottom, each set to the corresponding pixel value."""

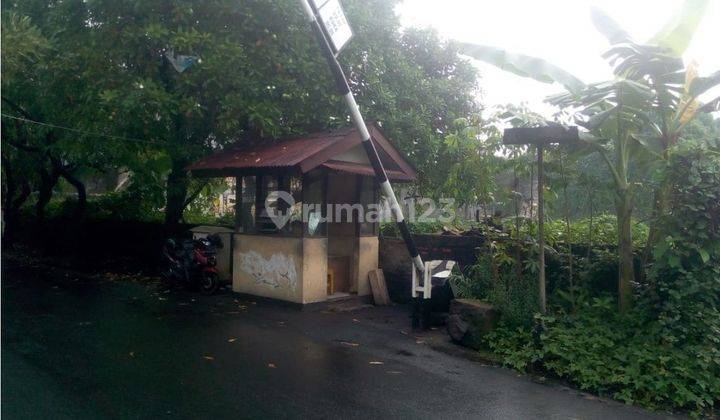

left=503, top=126, right=579, bottom=314
left=297, top=0, right=428, bottom=326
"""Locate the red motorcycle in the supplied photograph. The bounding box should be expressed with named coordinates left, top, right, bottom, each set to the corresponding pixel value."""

left=161, top=235, right=221, bottom=295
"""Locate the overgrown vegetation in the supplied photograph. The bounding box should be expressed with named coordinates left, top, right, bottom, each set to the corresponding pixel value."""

left=1, top=0, right=479, bottom=232
left=443, top=5, right=719, bottom=413
left=453, top=144, right=720, bottom=415
left=2, top=0, right=718, bottom=415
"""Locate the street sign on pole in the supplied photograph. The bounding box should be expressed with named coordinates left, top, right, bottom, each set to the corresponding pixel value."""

left=309, top=0, right=353, bottom=55
left=502, top=125, right=579, bottom=314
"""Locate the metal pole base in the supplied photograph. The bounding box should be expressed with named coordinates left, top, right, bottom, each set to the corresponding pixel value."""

left=411, top=297, right=431, bottom=330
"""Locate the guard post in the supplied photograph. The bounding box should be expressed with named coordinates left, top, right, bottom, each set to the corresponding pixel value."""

left=297, top=0, right=429, bottom=327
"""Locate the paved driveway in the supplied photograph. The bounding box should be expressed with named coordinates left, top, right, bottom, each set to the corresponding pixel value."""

left=1, top=263, right=675, bottom=419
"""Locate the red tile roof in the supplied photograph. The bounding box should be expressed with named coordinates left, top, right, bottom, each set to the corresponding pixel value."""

left=187, top=124, right=417, bottom=181
left=187, top=127, right=352, bottom=171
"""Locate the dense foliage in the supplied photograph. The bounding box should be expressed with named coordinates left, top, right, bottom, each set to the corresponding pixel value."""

left=1, top=0, right=479, bottom=230
left=2, top=0, right=719, bottom=415
left=456, top=144, right=720, bottom=415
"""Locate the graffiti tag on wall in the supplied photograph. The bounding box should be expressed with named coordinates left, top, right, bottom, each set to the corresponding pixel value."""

left=239, top=251, right=298, bottom=291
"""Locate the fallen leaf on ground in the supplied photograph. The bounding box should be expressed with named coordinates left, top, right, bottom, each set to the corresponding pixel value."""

left=415, top=340, right=426, bottom=344
left=204, top=355, right=215, bottom=361
left=129, top=352, right=135, bottom=358
left=267, top=363, right=276, bottom=368
left=339, top=341, right=360, bottom=347
left=399, top=330, right=408, bottom=335
left=352, top=318, right=360, bottom=323
left=228, top=338, right=237, bottom=343
left=369, top=361, right=384, bottom=365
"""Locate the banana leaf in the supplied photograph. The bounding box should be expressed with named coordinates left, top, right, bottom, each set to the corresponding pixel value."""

left=689, top=70, right=720, bottom=98
left=648, top=0, right=710, bottom=56
left=590, top=6, right=633, bottom=45
left=457, top=43, right=585, bottom=94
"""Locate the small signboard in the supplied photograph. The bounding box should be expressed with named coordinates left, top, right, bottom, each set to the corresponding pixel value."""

left=503, top=126, right=579, bottom=145
left=310, top=0, right=353, bottom=54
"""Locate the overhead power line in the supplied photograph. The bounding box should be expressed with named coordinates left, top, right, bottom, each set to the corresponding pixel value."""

left=1, top=113, right=166, bottom=145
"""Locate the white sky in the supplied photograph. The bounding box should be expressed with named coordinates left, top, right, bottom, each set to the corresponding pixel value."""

left=397, top=0, right=720, bottom=117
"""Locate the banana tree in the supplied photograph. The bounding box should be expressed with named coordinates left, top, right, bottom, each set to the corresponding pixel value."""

left=457, top=0, right=717, bottom=311
left=588, top=4, right=720, bottom=270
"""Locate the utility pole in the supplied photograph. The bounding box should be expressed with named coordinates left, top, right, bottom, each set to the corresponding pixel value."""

left=297, top=0, right=428, bottom=327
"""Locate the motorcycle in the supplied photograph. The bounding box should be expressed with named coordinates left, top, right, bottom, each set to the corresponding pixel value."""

left=161, top=234, right=222, bottom=295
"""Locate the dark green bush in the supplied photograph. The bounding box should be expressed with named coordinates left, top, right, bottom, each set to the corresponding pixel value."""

left=380, top=220, right=446, bottom=236
left=506, top=214, right=648, bottom=249
left=485, top=299, right=719, bottom=413
left=483, top=145, right=720, bottom=415
left=451, top=242, right=540, bottom=328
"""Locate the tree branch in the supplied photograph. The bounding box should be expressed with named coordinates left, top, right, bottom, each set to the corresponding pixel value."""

left=183, top=180, right=210, bottom=208
left=1, top=96, right=35, bottom=120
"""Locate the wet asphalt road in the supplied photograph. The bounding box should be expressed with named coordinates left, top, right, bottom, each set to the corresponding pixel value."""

left=1, top=263, right=674, bottom=419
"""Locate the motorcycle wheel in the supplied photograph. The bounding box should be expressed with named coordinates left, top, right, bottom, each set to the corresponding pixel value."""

left=199, top=272, right=220, bottom=295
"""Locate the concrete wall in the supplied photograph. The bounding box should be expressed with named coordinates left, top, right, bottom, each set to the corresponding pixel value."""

left=233, top=235, right=304, bottom=302
left=232, top=234, right=329, bottom=304
left=302, top=237, right=328, bottom=304
left=356, top=236, right=378, bottom=296
left=332, top=143, right=370, bottom=165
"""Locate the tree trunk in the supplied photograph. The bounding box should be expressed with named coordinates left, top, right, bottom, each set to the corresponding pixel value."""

left=1, top=154, right=32, bottom=244
left=36, top=165, right=61, bottom=222
left=164, top=158, right=190, bottom=231
left=560, top=156, right=574, bottom=311
left=529, top=162, right=535, bottom=221
left=586, top=188, right=594, bottom=262
left=617, top=190, right=634, bottom=313
left=60, top=170, right=87, bottom=221
left=642, top=180, right=670, bottom=278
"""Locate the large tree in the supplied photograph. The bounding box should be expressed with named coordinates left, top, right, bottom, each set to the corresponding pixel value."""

left=1, top=7, right=111, bottom=223
left=2, top=0, right=480, bottom=230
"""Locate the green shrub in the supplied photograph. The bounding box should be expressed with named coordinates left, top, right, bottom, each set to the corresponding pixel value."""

left=506, top=214, right=648, bottom=249
left=380, top=220, right=446, bottom=236
left=451, top=243, right=539, bottom=328
left=485, top=299, right=719, bottom=414
left=483, top=145, right=720, bottom=415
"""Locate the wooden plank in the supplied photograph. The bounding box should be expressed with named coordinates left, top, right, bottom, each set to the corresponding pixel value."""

left=368, top=269, right=390, bottom=306
left=502, top=126, right=578, bottom=145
